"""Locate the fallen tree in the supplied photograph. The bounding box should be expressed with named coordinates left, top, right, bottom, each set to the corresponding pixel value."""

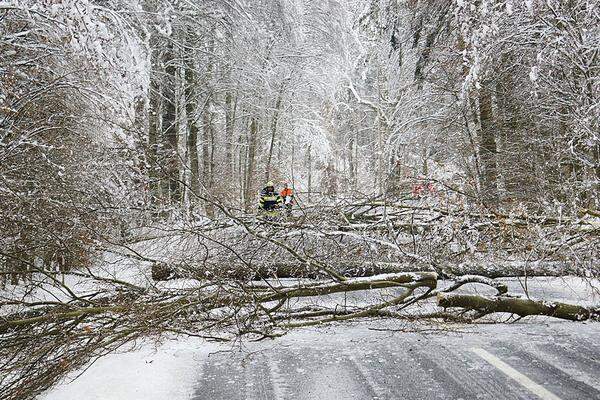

left=2, top=193, right=598, bottom=400
left=150, top=260, right=581, bottom=281
left=437, top=293, right=600, bottom=321
left=135, top=195, right=598, bottom=285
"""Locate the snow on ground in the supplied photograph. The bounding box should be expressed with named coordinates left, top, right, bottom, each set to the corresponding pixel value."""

left=39, top=276, right=599, bottom=400
left=41, top=313, right=600, bottom=400
left=42, top=337, right=213, bottom=400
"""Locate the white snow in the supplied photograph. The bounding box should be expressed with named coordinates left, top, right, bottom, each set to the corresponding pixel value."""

left=42, top=338, right=210, bottom=400
left=38, top=276, right=600, bottom=399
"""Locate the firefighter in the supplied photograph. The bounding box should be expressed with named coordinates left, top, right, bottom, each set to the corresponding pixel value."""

left=258, top=181, right=283, bottom=215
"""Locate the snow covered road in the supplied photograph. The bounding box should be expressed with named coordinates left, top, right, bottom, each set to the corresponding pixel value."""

left=192, top=277, right=600, bottom=400
left=42, top=277, right=599, bottom=400
left=192, top=320, right=600, bottom=400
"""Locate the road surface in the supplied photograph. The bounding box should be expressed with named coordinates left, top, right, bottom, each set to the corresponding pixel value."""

left=192, top=278, right=600, bottom=400
left=191, top=321, right=599, bottom=400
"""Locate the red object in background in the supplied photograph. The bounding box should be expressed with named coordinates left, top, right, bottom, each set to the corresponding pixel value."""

left=412, top=183, right=425, bottom=197
left=412, top=182, right=435, bottom=198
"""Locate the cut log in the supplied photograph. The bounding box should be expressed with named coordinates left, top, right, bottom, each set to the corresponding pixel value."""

left=437, top=293, right=599, bottom=321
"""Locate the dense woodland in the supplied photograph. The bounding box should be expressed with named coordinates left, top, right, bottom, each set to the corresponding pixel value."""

left=2, top=0, right=598, bottom=268
left=0, top=1, right=599, bottom=399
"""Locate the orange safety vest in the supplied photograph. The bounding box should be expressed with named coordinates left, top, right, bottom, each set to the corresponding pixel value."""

left=280, top=188, right=293, bottom=197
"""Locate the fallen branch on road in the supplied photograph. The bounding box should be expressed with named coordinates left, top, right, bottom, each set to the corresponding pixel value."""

left=437, top=293, right=600, bottom=321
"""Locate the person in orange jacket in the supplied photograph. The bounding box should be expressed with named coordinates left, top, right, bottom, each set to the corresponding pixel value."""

left=280, top=182, right=294, bottom=213
left=280, top=182, right=293, bottom=199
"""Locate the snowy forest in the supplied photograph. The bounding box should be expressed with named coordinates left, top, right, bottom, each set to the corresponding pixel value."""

left=1, top=0, right=599, bottom=399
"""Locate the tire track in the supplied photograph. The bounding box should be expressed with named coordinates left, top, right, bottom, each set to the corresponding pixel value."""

left=533, top=343, right=600, bottom=391
left=267, top=351, right=288, bottom=400
left=491, top=343, right=600, bottom=400
left=415, top=335, right=527, bottom=399
left=345, top=352, right=388, bottom=399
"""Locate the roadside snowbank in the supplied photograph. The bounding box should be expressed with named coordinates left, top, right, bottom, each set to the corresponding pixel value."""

left=42, top=337, right=208, bottom=400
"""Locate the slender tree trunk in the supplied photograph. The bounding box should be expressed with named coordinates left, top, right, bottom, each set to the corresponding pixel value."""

left=162, top=43, right=180, bottom=206
left=225, top=91, right=235, bottom=177
left=238, top=116, right=246, bottom=205
left=144, top=0, right=161, bottom=211
left=209, top=105, right=216, bottom=192
left=307, top=144, right=312, bottom=203
left=202, top=98, right=214, bottom=217
left=265, top=83, right=285, bottom=181
left=201, top=103, right=212, bottom=186
left=148, top=46, right=160, bottom=207
left=244, top=118, right=258, bottom=212
left=348, top=137, right=355, bottom=188
left=185, top=51, right=200, bottom=204
left=478, top=87, right=498, bottom=206
left=377, top=114, right=384, bottom=195
left=201, top=30, right=215, bottom=217
left=291, top=143, right=296, bottom=189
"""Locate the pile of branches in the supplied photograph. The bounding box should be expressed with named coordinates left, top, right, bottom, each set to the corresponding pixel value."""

left=144, top=196, right=599, bottom=281
left=2, top=268, right=597, bottom=400
left=1, top=196, right=599, bottom=400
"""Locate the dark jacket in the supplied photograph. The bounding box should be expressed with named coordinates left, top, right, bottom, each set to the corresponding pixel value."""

left=259, top=188, right=283, bottom=210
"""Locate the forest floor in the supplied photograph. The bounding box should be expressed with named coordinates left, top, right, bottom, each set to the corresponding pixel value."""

left=42, top=277, right=600, bottom=400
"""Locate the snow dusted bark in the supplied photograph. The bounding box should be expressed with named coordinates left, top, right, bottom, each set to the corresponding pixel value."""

left=225, top=91, right=236, bottom=178
left=162, top=42, right=181, bottom=205
left=185, top=55, right=201, bottom=203
left=151, top=260, right=580, bottom=282
left=438, top=293, right=599, bottom=322
left=478, top=86, right=498, bottom=206
left=265, top=82, right=286, bottom=182
left=244, top=118, right=259, bottom=212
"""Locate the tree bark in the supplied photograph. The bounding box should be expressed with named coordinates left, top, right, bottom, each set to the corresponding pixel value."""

left=162, top=43, right=180, bottom=205
left=478, top=86, right=498, bottom=205
left=184, top=49, right=200, bottom=203
left=244, top=118, right=258, bottom=212
left=201, top=99, right=214, bottom=217
left=147, top=45, right=160, bottom=206
left=438, top=293, right=598, bottom=321
left=307, top=144, right=312, bottom=202
left=225, top=91, right=235, bottom=177
left=265, top=83, right=285, bottom=181
left=151, top=260, right=577, bottom=282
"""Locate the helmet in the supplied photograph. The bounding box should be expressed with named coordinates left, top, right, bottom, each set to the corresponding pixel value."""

left=266, top=181, right=274, bottom=187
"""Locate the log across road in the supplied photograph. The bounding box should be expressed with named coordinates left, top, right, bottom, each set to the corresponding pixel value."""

left=192, top=278, right=600, bottom=400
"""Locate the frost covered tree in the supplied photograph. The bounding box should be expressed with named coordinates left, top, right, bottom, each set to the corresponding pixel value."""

left=0, top=1, right=147, bottom=284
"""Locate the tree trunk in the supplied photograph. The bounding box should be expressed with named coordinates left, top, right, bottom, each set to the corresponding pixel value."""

left=478, top=87, right=498, bottom=206
left=265, top=83, right=285, bottom=181
left=307, top=144, right=312, bottom=203
left=151, top=260, right=578, bottom=282
left=438, top=293, right=597, bottom=321
left=348, top=137, right=355, bottom=188
left=238, top=116, right=247, bottom=205
left=185, top=52, right=200, bottom=204
left=244, top=118, right=258, bottom=212
left=202, top=98, right=214, bottom=217
left=225, top=91, right=235, bottom=177
left=377, top=114, right=384, bottom=195
left=147, top=45, right=160, bottom=207
left=162, top=43, right=180, bottom=205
